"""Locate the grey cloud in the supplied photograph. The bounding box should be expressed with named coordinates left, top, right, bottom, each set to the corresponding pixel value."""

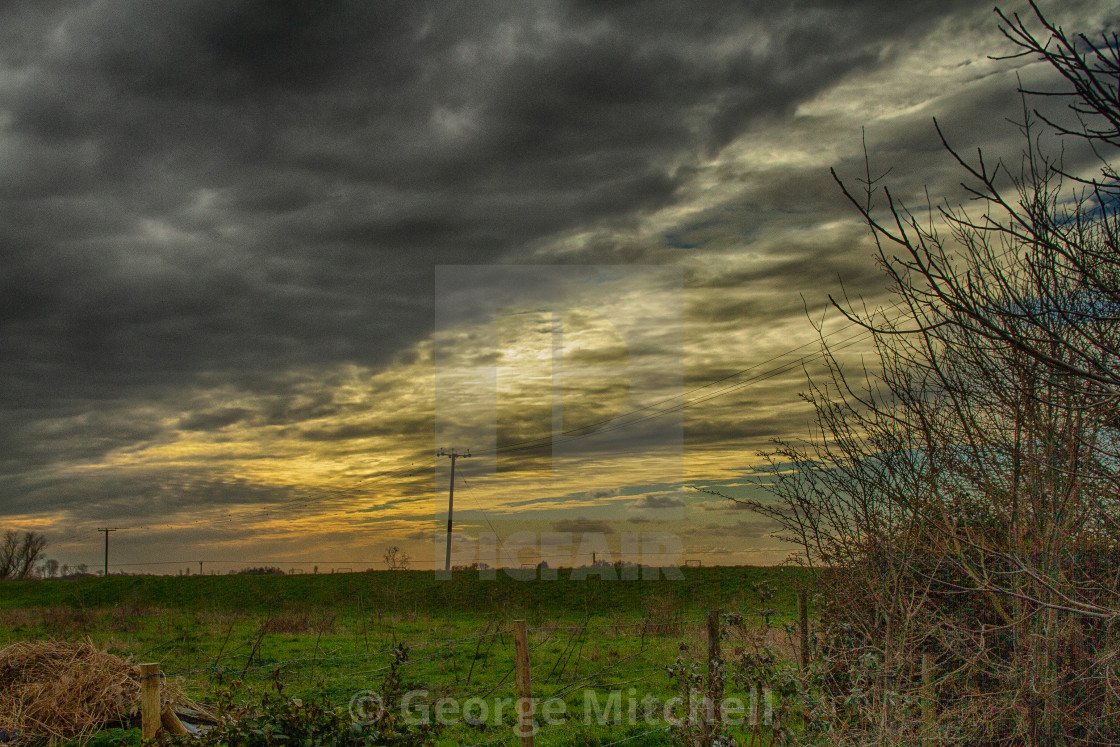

left=551, top=518, right=615, bottom=535
left=298, top=415, right=432, bottom=442
left=631, top=494, right=684, bottom=509
left=177, top=407, right=254, bottom=432
left=690, top=519, right=783, bottom=540
left=708, top=501, right=757, bottom=512
left=564, top=346, right=630, bottom=366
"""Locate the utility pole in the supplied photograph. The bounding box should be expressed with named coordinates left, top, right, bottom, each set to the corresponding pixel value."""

left=438, top=448, right=471, bottom=572
left=96, top=528, right=118, bottom=577
left=199, top=560, right=204, bottom=576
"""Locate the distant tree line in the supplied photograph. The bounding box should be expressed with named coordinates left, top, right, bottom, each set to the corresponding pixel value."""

left=236, top=566, right=286, bottom=575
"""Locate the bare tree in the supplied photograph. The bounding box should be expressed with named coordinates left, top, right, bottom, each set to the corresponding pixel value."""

left=729, top=5, right=1120, bottom=745
left=0, top=530, right=48, bottom=580
left=834, top=0, right=1120, bottom=400
left=383, top=545, right=411, bottom=571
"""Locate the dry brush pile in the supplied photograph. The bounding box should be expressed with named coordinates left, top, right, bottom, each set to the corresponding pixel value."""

left=0, top=639, right=184, bottom=744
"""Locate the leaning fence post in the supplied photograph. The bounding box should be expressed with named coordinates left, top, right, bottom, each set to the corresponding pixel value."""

left=797, top=589, right=810, bottom=669
left=161, top=704, right=189, bottom=736
left=513, top=619, right=534, bottom=747
left=139, top=662, right=160, bottom=740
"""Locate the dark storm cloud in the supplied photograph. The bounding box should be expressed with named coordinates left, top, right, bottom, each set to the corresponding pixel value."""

left=0, top=405, right=176, bottom=477
left=0, top=463, right=300, bottom=523
left=0, top=0, right=981, bottom=398
left=1, top=0, right=1098, bottom=550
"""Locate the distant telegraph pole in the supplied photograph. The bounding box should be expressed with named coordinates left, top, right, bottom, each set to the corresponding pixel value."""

left=96, top=528, right=118, bottom=577
left=438, top=448, right=471, bottom=572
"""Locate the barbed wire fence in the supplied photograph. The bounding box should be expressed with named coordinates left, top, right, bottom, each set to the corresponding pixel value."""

left=150, top=604, right=809, bottom=746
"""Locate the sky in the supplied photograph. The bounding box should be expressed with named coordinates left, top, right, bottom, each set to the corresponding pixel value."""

left=0, top=0, right=1113, bottom=574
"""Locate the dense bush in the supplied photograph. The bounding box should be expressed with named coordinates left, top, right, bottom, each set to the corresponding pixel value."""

left=735, top=5, right=1120, bottom=744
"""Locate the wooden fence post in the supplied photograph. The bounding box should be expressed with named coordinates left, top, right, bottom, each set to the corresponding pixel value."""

left=703, top=609, right=723, bottom=747
left=797, top=589, right=810, bottom=669
left=513, top=619, right=534, bottom=747
left=139, top=662, right=160, bottom=740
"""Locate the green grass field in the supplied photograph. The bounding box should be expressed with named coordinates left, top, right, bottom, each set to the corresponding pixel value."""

left=0, top=565, right=816, bottom=746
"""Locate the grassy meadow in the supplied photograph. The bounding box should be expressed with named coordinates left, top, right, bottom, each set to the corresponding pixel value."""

left=0, top=565, right=816, bottom=745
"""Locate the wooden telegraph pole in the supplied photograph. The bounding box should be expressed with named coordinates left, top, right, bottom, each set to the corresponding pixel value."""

left=96, top=528, right=118, bottom=577
left=438, top=448, right=470, bottom=572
